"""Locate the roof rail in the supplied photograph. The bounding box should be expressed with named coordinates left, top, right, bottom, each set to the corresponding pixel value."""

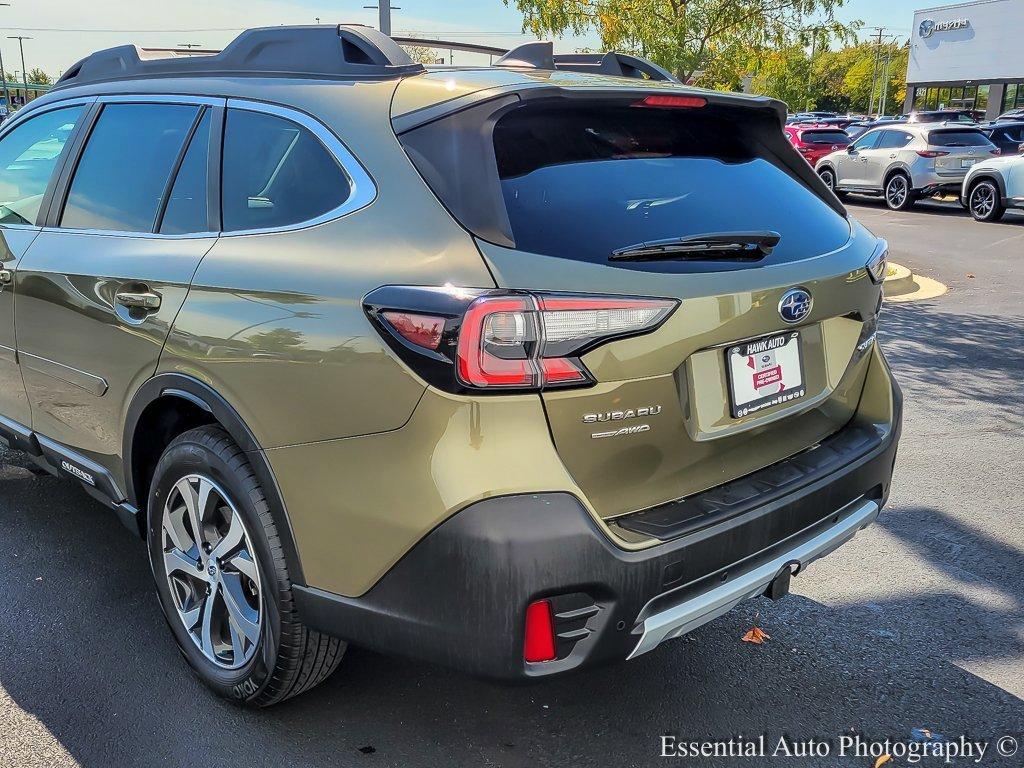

left=392, top=37, right=679, bottom=82
left=54, top=24, right=424, bottom=90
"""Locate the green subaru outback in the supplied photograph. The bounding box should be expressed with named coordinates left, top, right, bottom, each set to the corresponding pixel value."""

left=0, top=25, right=900, bottom=705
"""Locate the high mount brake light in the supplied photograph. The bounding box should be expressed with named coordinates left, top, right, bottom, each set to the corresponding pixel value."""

left=365, top=286, right=678, bottom=394
left=633, top=94, right=707, bottom=110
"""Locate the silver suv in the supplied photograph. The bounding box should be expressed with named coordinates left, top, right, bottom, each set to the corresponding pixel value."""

left=816, top=124, right=999, bottom=210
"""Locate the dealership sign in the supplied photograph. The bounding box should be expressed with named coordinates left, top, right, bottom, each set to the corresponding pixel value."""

left=918, top=17, right=971, bottom=38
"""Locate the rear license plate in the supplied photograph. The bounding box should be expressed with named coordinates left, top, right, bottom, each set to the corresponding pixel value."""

left=726, top=332, right=806, bottom=418
left=961, top=158, right=977, bottom=168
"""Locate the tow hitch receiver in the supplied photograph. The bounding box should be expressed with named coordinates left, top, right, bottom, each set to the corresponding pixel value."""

left=765, top=561, right=801, bottom=600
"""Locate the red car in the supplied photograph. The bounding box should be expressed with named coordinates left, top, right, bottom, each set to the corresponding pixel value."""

left=784, top=124, right=851, bottom=166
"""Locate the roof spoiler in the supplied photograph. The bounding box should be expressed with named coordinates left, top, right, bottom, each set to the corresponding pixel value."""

left=392, top=37, right=679, bottom=82
left=54, top=25, right=425, bottom=90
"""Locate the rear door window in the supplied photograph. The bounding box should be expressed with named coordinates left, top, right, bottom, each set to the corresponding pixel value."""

left=0, top=105, right=84, bottom=226
left=220, top=108, right=351, bottom=232
left=61, top=103, right=199, bottom=232
left=876, top=130, right=914, bottom=149
left=928, top=130, right=993, bottom=147
left=491, top=103, right=849, bottom=267
left=159, top=108, right=211, bottom=234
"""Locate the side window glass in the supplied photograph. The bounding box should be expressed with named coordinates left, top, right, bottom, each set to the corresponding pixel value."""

left=853, top=131, right=881, bottom=151
left=0, top=105, right=84, bottom=226
left=159, top=108, right=211, bottom=234
left=221, top=108, right=351, bottom=232
left=61, top=103, right=199, bottom=232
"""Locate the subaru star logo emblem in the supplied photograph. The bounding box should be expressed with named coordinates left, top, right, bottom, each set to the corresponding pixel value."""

left=778, top=288, right=812, bottom=324
left=919, top=18, right=935, bottom=38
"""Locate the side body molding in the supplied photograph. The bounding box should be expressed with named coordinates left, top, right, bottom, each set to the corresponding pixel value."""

left=122, top=373, right=306, bottom=584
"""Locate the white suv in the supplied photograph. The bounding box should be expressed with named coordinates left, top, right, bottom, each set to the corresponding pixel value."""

left=816, top=124, right=999, bottom=211
left=962, top=153, right=1024, bottom=222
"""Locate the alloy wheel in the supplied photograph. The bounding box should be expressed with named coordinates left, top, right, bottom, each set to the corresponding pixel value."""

left=970, top=182, right=996, bottom=219
left=820, top=169, right=836, bottom=190
left=886, top=176, right=908, bottom=208
left=161, top=475, right=263, bottom=669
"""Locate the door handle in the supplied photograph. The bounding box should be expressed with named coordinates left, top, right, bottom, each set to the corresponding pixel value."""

left=115, top=289, right=161, bottom=310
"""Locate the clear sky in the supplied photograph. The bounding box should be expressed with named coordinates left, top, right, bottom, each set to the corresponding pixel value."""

left=7, top=0, right=926, bottom=80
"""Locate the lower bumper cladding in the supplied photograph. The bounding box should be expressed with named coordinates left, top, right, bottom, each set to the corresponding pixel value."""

left=627, top=497, right=879, bottom=659
left=294, top=383, right=901, bottom=681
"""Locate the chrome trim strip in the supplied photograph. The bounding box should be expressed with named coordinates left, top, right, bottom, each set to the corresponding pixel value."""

left=20, top=351, right=109, bottom=397
left=97, top=94, right=225, bottom=108
left=626, top=498, right=879, bottom=660
left=0, top=96, right=97, bottom=138
left=221, top=98, right=377, bottom=236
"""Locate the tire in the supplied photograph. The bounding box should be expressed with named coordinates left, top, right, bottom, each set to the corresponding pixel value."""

left=884, top=173, right=915, bottom=211
left=967, top=179, right=1005, bottom=222
left=818, top=167, right=847, bottom=199
left=147, top=425, right=344, bottom=706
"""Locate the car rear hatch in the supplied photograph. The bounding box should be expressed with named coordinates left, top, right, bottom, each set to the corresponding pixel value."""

left=928, top=128, right=999, bottom=174
left=392, top=74, right=884, bottom=523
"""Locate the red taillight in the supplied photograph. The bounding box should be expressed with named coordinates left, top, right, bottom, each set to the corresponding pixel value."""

left=455, top=294, right=676, bottom=390
left=524, top=600, right=556, bottom=663
left=633, top=94, right=707, bottom=110
left=380, top=311, right=445, bottom=350
left=916, top=150, right=950, bottom=158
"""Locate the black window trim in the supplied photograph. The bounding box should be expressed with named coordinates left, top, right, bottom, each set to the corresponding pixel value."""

left=43, top=94, right=226, bottom=238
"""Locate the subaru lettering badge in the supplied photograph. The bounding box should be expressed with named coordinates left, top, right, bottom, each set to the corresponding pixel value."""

left=778, top=288, right=812, bottom=324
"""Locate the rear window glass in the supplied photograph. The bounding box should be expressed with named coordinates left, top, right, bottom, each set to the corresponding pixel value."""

left=492, top=104, right=849, bottom=268
left=801, top=130, right=849, bottom=144
left=928, top=130, right=992, bottom=147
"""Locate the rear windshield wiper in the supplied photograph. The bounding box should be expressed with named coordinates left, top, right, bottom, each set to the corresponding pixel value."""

left=610, top=231, right=782, bottom=262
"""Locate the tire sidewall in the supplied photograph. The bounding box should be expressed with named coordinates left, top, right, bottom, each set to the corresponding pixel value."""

left=147, top=437, right=282, bottom=704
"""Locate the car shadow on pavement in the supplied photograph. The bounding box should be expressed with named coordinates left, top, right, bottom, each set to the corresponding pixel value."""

left=880, top=302, right=1024, bottom=425
left=0, top=464, right=1021, bottom=768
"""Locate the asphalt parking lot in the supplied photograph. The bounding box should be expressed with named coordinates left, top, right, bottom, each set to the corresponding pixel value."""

left=1, top=197, right=1022, bottom=768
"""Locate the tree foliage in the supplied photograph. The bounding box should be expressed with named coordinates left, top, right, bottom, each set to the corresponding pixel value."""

left=503, top=0, right=860, bottom=87
left=27, top=68, right=52, bottom=86
left=750, top=40, right=908, bottom=113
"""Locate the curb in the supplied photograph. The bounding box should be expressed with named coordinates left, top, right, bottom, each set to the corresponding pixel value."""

left=883, top=262, right=949, bottom=303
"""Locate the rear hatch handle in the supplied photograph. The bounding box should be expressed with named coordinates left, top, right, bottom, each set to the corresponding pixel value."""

left=610, top=230, right=781, bottom=262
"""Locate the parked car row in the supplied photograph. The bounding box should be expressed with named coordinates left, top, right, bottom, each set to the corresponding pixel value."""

left=809, top=122, right=1024, bottom=222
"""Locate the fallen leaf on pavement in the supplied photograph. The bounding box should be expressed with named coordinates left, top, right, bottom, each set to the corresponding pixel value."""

left=874, top=755, right=892, bottom=768
left=966, top=273, right=975, bottom=279
left=741, top=627, right=770, bottom=644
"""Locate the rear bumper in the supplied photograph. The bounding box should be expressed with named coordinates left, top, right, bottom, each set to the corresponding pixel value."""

left=295, top=380, right=902, bottom=681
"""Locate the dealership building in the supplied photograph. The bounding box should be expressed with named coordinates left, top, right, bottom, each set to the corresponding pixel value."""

left=905, top=0, right=1024, bottom=118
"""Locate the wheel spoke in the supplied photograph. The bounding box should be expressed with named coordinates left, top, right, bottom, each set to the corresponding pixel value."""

left=228, top=619, right=246, bottom=663
left=180, top=602, right=203, bottom=631
left=221, top=573, right=260, bottom=644
left=211, top=509, right=245, bottom=560
left=200, top=583, right=218, bottom=658
left=164, top=547, right=205, bottom=580
left=163, top=503, right=195, bottom=554
left=227, top=550, right=258, bottom=582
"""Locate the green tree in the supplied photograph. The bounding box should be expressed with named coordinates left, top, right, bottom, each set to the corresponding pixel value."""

left=26, top=67, right=52, bottom=85
left=503, top=0, right=860, bottom=87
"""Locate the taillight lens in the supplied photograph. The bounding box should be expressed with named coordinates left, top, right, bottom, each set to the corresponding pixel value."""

left=456, top=294, right=676, bottom=389
left=916, top=150, right=950, bottom=158
left=365, top=286, right=678, bottom=393
left=866, top=239, right=888, bottom=284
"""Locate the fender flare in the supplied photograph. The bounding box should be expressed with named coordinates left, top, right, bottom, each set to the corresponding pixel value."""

left=884, top=163, right=913, bottom=190
left=965, top=171, right=1007, bottom=203
left=123, top=373, right=306, bottom=584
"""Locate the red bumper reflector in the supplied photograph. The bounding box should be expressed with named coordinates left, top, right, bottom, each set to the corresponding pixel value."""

left=634, top=94, right=707, bottom=110
left=524, top=599, right=556, bottom=662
